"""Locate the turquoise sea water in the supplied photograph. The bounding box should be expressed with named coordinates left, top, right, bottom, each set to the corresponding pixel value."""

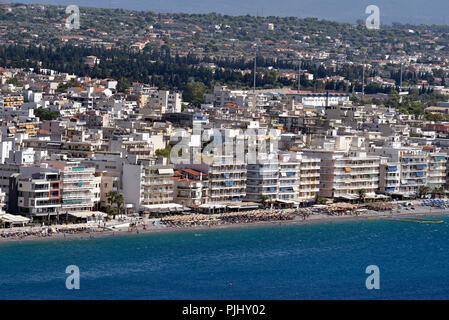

left=1, top=216, right=449, bottom=300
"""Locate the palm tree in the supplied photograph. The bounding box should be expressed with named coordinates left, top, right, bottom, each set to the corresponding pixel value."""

left=106, top=191, right=125, bottom=219
left=261, top=196, right=269, bottom=209
left=437, top=187, right=445, bottom=199
left=315, top=194, right=327, bottom=205
left=418, top=185, right=430, bottom=199
left=357, top=189, right=366, bottom=203
left=430, top=188, right=439, bottom=199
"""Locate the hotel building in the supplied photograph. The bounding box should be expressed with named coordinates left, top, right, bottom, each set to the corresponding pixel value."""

left=173, top=168, right=209, bottom=207
left=122, top=158, right=175, bottom=211
left=61, top=165, right=100, bottom=213
left=297, top=156, right=321, bottom=204
left=177, top=156, right=247, bottom=203
left=9, top=171, right=61, bottom=218
left=303, top=149, right=380, bottom=200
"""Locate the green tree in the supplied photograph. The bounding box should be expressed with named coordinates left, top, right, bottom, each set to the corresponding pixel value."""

left=117, top=77, right=131, bottom=93
left=418, top=185, right=430, bottom=199
left=106, top=191, right=125, bottom=219
left=34, top=108, right=60, bottom=120
left=155, top=147, right=171, bottom=158
left=183, top=81, right=207, bottom=107
left=56, top=80, right=82, bottom=93
left=357, top=189, right=366, bottom=203
left=6, top=77, right=20, bottom=85
left=315, top=194, right=328, bottom=205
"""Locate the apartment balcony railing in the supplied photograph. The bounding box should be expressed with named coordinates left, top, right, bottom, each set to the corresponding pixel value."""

left=300, top=173, right=320, bottom=178
left=334, top=163, right=379, bottom=168
left=300, top=166, right=321, bottom=170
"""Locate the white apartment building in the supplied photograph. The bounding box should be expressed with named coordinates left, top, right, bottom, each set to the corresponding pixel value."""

left=173, top=168, right=208, bottom=208
left=178, top=156, right=247, bottom=203
left=291, top=92, right=351, bottom=107
left=246, top=153, right=319, bottom=205
left=374, top=136, right=447, bottom=197
left=246, top=162, right=279, bottom=202
left=304, top=149, right=380, bottom=200
left=206, top=157, right=247, bottom=203
left=427, top=153, right=447, bottom=190
left=61, top=165, right=100, bottom=213
left=297, top=156, right=321, bottom=204
left=147, top=90, right=182, bottom=113
left=378, top=147, right=447, bottom=197
left=122, top=158, right=175, bottom=211
left=9, top=171, right=61, bottom=218
left=278, top=160, right=300, bottom=202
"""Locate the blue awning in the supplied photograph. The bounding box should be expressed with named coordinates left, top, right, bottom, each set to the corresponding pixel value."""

left=416, top=172, right=424, bottom=177
left=388, top=166, right=398, bottom=172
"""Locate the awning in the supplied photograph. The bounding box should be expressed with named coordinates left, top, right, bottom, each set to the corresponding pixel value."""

left=158, top=168, right=174, bottom=175
left=276, top=199, right=296, bottom=204
left=227, top=204, right=260, bottom=209
left=199, top=203, right=227, bottom=209
left=337, top=194, right=358, bottom=200
left=142, top=203, right=183, bottom=210
left=0, top=214, right=30, bottom=224
left=68, top=211, right=108, bottom=218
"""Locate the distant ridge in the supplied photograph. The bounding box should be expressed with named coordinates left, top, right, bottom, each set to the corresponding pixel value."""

left=3, top=0, right=449, bottom=25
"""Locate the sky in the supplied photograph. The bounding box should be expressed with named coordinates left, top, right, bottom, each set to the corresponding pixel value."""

left=3, top=0, right=449, bottom=25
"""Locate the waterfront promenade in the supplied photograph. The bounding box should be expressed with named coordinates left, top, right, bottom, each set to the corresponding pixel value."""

left=0, top=201, right=446, bottom=243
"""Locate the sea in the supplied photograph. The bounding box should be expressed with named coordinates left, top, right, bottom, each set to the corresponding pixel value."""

left=4, top=0, right=449, bottom=25
left=1, top=215, right=449, bottom=300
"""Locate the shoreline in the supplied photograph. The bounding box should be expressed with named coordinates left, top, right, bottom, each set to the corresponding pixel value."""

left=1, top=208, right=447, bottom=245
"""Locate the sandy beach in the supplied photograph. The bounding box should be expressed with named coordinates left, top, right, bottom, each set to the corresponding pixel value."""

left=0, top=202, right=446, bottom=244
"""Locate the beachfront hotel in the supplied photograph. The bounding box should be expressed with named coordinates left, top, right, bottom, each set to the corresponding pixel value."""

left=297, top=155, right=321, bottom=204
left=8, top=171, right=61, bottom=218
left=303, top=148, right=381, bottom=201
left=374, top=136, right=448, bottom=197
left=245, top=153, right=320, bottom=205
left=427, top=153, right=447, bottom=190
left=177, top=155, right=247, bottom=203
left=122, top=157, right=176, bottom=212
left=378, top=149, right=447, bottom=197
left=246, top=161, right=280, bottom=203
left=7, top=163, right=100, bottom=219
left=245, top=154, right=300, bottom=204
left=173, top=168, right=209, bottom=208
left=60, top=165, right=100, bottom=213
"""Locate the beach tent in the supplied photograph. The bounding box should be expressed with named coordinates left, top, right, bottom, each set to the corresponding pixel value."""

left=0, top=213, right=30, bottom=227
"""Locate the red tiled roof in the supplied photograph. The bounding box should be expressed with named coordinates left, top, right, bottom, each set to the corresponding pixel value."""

left=182, top=169, right=207, bottom=176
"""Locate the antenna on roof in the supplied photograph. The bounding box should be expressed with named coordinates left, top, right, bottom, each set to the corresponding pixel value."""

left=362, top=64, right=365, bottom=99
left=251, top=43, right=258, bottom=113
left=253, top=45, right=257, bottom=93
